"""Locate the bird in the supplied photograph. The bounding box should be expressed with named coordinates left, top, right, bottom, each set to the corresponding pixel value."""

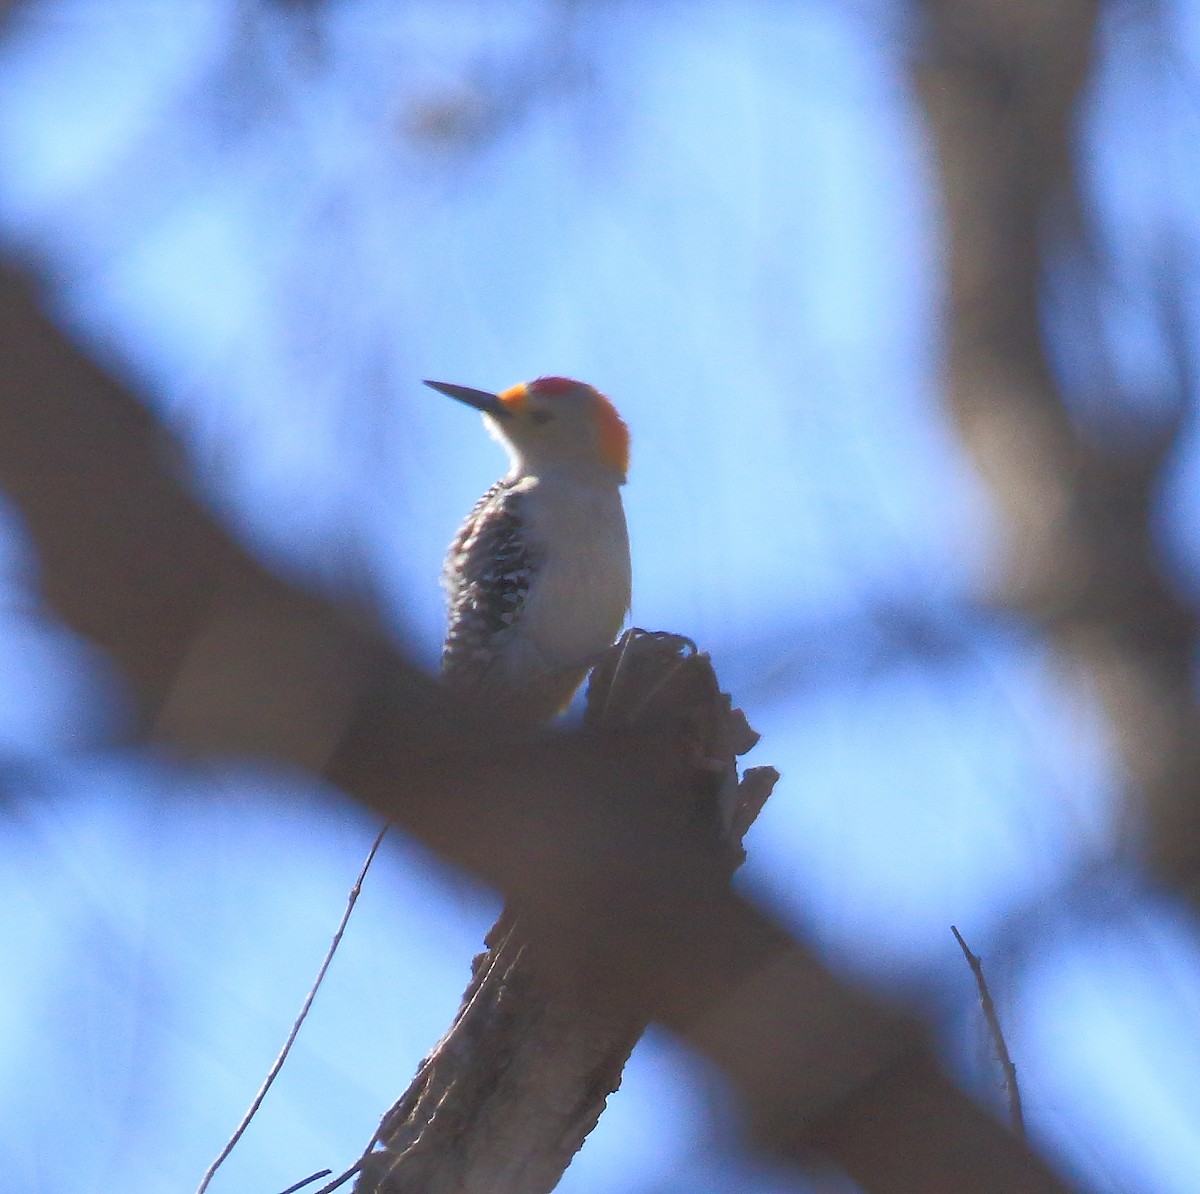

left=426, top=375, right=631, bottom=724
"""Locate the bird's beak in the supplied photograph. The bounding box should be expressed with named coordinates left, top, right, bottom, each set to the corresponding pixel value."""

left=424, top=379, right=512, bottom=419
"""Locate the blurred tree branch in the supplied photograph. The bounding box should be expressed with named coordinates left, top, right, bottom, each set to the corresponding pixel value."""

left=0, top=260, right=1078, bottom=1192
left=918, top=0, right=1200, bottom=897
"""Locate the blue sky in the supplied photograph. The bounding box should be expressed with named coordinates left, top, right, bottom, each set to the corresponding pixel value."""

left=2, top=2, right=1200, bottom=1191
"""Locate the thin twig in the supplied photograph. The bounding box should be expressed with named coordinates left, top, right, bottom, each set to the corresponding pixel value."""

left=311, top=1158, right=367, bottom=1194
left=951, top=925, right=1025, bottom=1141
left=598, top=626, right=638, bottom=726
left=277, top=1169, right=333, bottom=1194
left=195, top=823, right=391, bottom=1194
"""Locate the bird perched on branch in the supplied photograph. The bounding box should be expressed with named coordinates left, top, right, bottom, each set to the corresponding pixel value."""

left=426, top=376, right=632, bottom=724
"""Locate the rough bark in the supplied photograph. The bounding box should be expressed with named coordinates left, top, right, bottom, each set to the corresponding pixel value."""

left=353, top=631, right=775, bottom=1194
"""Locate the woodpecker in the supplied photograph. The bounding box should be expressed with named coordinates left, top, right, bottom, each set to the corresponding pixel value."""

left=426, top=376, right=632, bottom=723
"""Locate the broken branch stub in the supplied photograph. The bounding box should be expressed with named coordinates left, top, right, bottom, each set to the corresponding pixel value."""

left=353, top=629, right=777, bottom=1194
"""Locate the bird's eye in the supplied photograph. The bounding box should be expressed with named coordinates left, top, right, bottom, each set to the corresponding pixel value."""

left=530, top=410, right=555, bottom=425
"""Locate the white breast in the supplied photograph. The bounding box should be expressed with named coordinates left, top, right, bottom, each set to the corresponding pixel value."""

left=504, top=472, right=631, bottom=682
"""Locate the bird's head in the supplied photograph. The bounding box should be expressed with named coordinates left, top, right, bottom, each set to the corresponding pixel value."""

left=425, top=376, right=629, bottom=483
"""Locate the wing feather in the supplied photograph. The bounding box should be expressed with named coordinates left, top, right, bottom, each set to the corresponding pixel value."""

left=441, top=481, right=537, bottom=691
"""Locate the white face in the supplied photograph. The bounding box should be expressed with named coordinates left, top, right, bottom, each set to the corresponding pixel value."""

left=487, top=385, right=609, bottom=473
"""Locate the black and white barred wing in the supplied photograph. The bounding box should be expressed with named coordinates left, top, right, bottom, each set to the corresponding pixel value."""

left=441, top=480, right=537, bottom=691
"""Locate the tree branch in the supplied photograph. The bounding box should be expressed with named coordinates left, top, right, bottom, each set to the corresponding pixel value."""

left=349, top=632, right=775, bottom=1194
left=0, top=262, right=1081, bottom=1192
left=952, top=925, right=1025, bottom=1140
left=917, top=0, right=1200, bottom=894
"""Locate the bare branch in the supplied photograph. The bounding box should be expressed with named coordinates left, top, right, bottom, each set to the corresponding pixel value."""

left=952, top=926, right=1025, bottom=1141
left=279, top=1170, right=335, bottom=1194
left=197, top=824, right=390, bottom=1194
